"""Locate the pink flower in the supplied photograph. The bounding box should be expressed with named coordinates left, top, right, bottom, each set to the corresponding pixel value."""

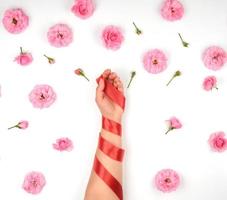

left=74, top=68, right=90, bottom=81
left=2, top=8, right=29, bottom=34
left=8, top=120, right=29, bottom=130
left=22, top=171, right=46, bottom=194
left=29, top=85, right=57, bottom=109
left=53, top=137, right=74, bottom=151
left=161, top=0, right=184, bottom=21
left=14, top=47, right=33, bottom=66
left=203, top=76, right=218, bottom=91
left=102, top=25, right=124, bottom=50
left=71, top=0, right=95, bottom=19
left=47, top=24, right=73, bottom=47
left=143, top=49, right=168, bottom=74
left=202, top=46, right=227, bottom=71
left=155, top=169, right=180, bottom=193
left=208, top=132, right=227, bottom=152
left=165, top=117, right=182, bottom=134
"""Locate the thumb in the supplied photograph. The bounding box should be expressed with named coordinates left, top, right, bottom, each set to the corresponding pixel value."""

left=96, top=78, right=105, bottom=102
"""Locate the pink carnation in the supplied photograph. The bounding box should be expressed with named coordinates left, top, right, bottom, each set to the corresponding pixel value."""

left=53, top=137, right=74, bottom=152
left=71, top=0, right=94, bottom=19
left=208, top=132, right=227, bottom=152
left=102, top=25, right=124, bottom=50
left=14, top=47, right=33, bottom=66
left=2, top=8, right=29, bottom=34
left=22, top=171, right=46, bottom=194
left=29, top=84, right=57, bottom=109
left=143, top=49, right=168, bottom=74
left=161, top=0, right=184, bottom=21
left=155, top=169, right=180, bottom=193
left=47, top=24, right=73, bottom=47
left=202, top=46, right=227, bottom=71
left=203, top=76, right=218, bottom=91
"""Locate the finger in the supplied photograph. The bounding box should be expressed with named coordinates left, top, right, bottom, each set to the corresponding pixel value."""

left=113, top=77, right=120, bottom=88
left=103, top=69, right=111, bottom=79
left=117, top=82, right=124, bottom=93
left=109, top=72, right=117, bottom=80
left=96, top=78, right=105, bottom=102
left=108, top=73, right=117, bottom=84
left=113, top=81, right=118, bottom=87
left=114, top=77, right=120, bottom=84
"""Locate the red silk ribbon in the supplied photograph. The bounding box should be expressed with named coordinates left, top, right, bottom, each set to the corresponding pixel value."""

left=102, top=116, right=122, bottom=136
left=93, top=74, right=125, bottom=200
left=96, top=75, right=125, bottom=110
left=99, top=135, right=124, bottom=162
left=93, top=156, right=123, bottom=200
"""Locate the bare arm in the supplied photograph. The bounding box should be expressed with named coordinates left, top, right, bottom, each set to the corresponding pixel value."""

left=84, top=69, right=125, bottom=200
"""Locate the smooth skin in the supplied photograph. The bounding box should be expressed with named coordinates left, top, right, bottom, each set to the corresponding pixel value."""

left=84, top=69, right=124, bottom=200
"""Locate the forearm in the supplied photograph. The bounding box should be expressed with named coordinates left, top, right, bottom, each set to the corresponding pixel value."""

left=84, top=123, right=123, bottom=200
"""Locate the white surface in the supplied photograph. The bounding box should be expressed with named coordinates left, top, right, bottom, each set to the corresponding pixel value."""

left=0, top=0, right=227, bottom=199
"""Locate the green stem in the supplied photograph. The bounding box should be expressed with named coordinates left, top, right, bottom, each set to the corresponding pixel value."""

left=165, top=127, right=174, bottom=134
left=178, top=33, right=183, bottom=43
left=8, top=125, right=18, bottom=130
left=133, top=22, right=138, bottom=30
left=127, top=77, right=133, bottom=88
left=82, top=74, right=90, bottom=81
left=178, top=33, right=189, bottom=47
left=133, top=22, right=142, bottom=35
left=20, top=47, right=23, bottom=54
left=166, top=75, right=176, bottom=86
left=44, top=54, right=49, bottom=59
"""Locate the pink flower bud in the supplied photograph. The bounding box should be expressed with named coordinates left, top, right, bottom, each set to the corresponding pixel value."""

left=8, top=120, right=29, bottom=130
left=74, top=68, right=90, bottom=81
left=74, top=68, right=83, bottom=75
left=203, top=76, right=218, bottom=91
left=18, top=120, right=29, bottom=129
left=14, top=47, right=33, bottom=66
left=165, top=117, right=182, bottom=134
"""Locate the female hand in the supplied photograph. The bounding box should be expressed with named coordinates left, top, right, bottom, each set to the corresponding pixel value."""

left=95, top=69, right=124, bottom=123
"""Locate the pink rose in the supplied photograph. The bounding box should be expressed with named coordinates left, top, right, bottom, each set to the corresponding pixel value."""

left=14, top=47, right=33, bottom=66
left=18, top=121, right=29, bottom=129
left=22, top=171, right=46, bottom=194
left=29, top=84, right=57, bottom=109
left=71, top=0, right=95, bottom=19
left=143, top=49, right=168, bottom=74
left=208, top=132, right=227, bottom=152
left=155, top=169, right=180, bottom=193
left=202, top=46, right=227, bottom=71
left=203, top=76, right=218, bottom=91
left=161, top=0, right=184, bottom=21
left=53, top=137, right=74, bottom=151
left=74, top=68, right=90, bottom=81
left=165, top=117, right=182, bottom=134
left=2, top=8, right=29, bottom=34
left=102, top=25, right=124, bottom=50
left=8, top=120, right=29, bottom=130
left=47, top=24, right=73, bottom=47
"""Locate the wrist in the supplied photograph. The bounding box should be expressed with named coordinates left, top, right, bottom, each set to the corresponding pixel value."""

left=104, top=113, right=122, bottom=124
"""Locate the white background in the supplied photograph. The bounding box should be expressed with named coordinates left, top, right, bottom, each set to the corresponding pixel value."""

left=0, top=0, right=227, bottom=199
